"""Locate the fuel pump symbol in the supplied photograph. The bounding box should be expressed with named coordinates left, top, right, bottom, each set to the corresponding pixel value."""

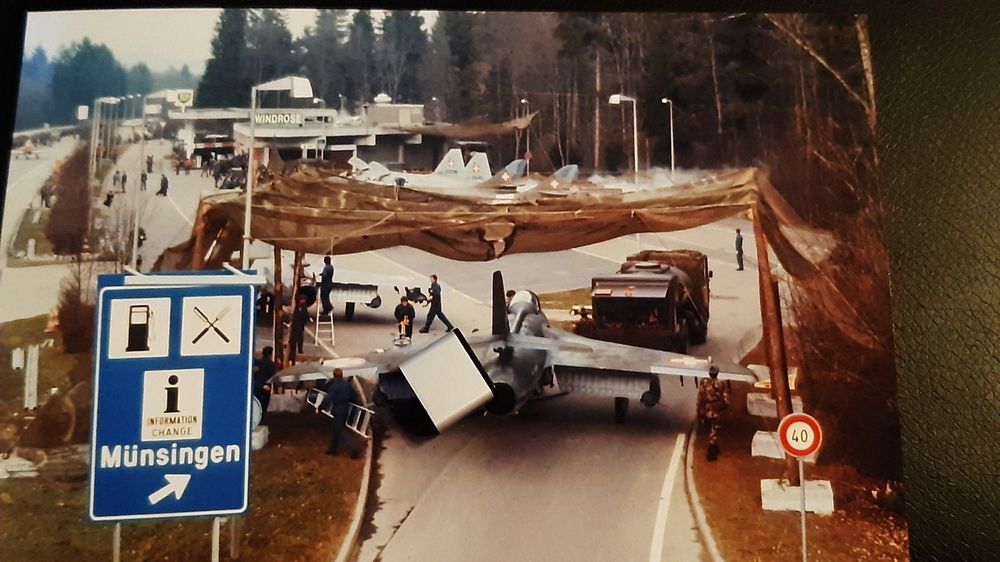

left=126, top=305, right=153, bottom=352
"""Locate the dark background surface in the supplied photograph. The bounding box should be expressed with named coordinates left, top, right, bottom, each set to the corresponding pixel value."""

left=0, top=1, right=997, bottom=559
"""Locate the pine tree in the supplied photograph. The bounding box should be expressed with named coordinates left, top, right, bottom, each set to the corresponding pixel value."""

left=246, top=9, right=296, bottom=87
left=342, top=11, right=377, bottom=107
left=126, top=63, right=154, bottom=96
left=300, top=9, right=348, bottom=109
left=49, top=39, right=126, bottom=124
left=378, top=11, right=427, bottom=103
left=197, top=9, right=249, bottom=108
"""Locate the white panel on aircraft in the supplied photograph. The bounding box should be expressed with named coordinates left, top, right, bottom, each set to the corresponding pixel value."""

left=398, top=332, right=493, bottom=431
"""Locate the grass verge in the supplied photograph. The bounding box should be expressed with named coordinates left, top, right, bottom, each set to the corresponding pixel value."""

left=10, top=207, right=54, bottom=258
left=0, top=315, right=87, bottom=446
left=0, top=413, right=363, bottom=562
left=692, top=384, right=908, bottom=561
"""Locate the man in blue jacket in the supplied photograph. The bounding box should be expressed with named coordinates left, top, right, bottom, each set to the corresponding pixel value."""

left=418, top=274, right=454, bottom=333
left=319, top=368, right=360, bottom=458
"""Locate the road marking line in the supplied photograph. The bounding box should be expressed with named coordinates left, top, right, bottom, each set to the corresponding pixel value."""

left=572, top=247, right=620, bottom=264
left=369, top=251, right=486, bottom=306
left=649, top=433, right=687, bottom=562
left=164, top=194, right=195, bottom=226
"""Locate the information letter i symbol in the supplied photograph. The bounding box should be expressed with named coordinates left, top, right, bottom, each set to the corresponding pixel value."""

left=164, top=375, right=180, bottom=413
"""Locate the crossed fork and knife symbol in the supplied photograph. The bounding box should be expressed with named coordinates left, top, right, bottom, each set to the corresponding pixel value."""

left=192, top=306, right=230, bottom=344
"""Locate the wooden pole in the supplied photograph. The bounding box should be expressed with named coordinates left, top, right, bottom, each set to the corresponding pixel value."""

left=286, top=251, right=304, bottom=365
left=272, top=245, right=284, bottom=367
left=751, top=202, right=793, bottom=418
left=752, top=202, right=798, bottom=483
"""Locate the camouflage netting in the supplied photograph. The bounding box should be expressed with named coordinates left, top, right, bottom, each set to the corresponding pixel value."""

left=154, top=165, right=882, bottom=351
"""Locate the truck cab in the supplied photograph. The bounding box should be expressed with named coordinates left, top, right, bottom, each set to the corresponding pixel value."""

left=574, top=250, right=711, bottom=354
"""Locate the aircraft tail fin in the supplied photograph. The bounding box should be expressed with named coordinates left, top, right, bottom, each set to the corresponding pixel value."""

left=433, top=148, right=465, bottom=177
left=464, top=152, right=492, bottom=183
left=366, top=161, right=391, bottom=180
left=492, top=271, right=509, bottom=337
left=492, top=159, right=527, bottom=183
left=551, top=164, right=580, bottom=184
left=348, top=156, right=368, bottom=174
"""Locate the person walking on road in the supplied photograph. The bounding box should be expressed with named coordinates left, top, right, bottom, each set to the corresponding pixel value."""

left=156, top=174, right=169, bottom=196
left=697, top=365, right=729, bottom=461
left=319, top=368, right=360, bottom=458
left=140, top=171, right=147, bottom=191
left=319, top=255, right=335, bottom=318
left=395, top=296, right=416, bottom=339
left=735, top=228, right=744, bottom=271
left=112, top=170, right=121, bottom=190
left=418, top=274, right=454, bottom=333
left=120, top=171, right=127, bottom=193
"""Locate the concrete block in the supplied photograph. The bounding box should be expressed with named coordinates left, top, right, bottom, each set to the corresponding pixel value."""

left=747, top=392, right=803, bottom=418
left=752, top=431, right=817, bottom=463
left=252, top=425, right=269, bottom=450
left=760, top=478, right=834, bottom=515
left=268, top=391, right=305, bottom=413
left=0, top=455, right=39, bottom=479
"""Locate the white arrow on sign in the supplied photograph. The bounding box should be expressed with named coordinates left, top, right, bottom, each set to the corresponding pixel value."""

left=148, top=474, right=192, bottom=505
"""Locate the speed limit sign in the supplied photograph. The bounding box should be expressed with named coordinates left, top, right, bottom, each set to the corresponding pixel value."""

left=778, top=413, right=823, bottom=458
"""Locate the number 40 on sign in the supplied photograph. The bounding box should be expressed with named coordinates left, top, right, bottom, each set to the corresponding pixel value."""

left=778, top=413, right=823, bottom=458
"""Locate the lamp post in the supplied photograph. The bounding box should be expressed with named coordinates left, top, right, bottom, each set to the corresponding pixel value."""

left=338, top=93, right=345, bottom=116
left=661, top=97, right=675, bottom=180
left=520, top=98, right=530, bottom=174
left=89, top=98, right=101, bottom=183
left=243, top=76, right=314, bottom=269
left=131, top=93, right=148, bottom=270
left=608, top=94, right=639, bottom=183
left=610, top=94, right=640, bottom=251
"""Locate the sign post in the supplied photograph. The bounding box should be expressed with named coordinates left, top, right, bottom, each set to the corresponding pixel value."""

left=88, top=270, right=263, bottom=553
left=778, top=412, right=823, bottom=562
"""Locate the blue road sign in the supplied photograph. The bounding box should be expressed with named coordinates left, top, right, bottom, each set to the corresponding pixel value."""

left=88, top=271, right=258, bottom=521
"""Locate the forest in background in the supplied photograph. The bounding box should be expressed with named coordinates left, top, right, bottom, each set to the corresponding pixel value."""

left=17, top=9, right=898, bottom=479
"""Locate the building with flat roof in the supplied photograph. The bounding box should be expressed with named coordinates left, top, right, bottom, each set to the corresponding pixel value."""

left=165, top=99, right=447, bottom=171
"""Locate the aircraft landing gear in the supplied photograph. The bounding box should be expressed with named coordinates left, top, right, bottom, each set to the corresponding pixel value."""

left=614, top=397, right=629, bottom=423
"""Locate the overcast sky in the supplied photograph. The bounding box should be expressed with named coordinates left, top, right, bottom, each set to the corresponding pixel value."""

left=24, top=9, right=437, bottom=75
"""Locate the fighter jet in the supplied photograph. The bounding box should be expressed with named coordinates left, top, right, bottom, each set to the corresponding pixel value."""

left=11, top=140, right=42, bottom=160
left=272, top=271, right=757, bottom=436
left=349, top=148, right=528, bottom=190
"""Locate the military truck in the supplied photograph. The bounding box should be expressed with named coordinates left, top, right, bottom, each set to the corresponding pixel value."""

left=573, top=250, right=711, bottom=354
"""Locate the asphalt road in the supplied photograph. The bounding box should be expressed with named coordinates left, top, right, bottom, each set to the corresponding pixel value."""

left=314, top=220, right=765, bottom=562
left=1, top=137, right=79, bottom=269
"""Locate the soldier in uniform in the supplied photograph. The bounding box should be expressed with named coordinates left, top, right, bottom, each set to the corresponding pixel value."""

left=697, top=365, right=729, bottom=461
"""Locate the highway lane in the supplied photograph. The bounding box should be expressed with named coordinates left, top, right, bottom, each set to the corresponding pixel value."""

left=344, top=223, right=763, bottom=562
left=1, top=137, right=79, bottom=269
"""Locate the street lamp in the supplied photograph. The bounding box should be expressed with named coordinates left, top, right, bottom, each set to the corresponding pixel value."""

left=608, top=94, right=639, bottom=183
left=337, top=93, right=345, bottom=116
left=131, top=92, right=149, bottom=270
left=661, top=97, right=675, bottom=180
left=610, top=93, right=640, bottom=251
left=520, top=98, right=530, bottom=174
left=243, top=76, right=314, bottom=269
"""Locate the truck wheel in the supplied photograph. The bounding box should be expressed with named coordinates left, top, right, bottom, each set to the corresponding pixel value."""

left=672, top=322, right=689, bottom=354
left=345, top=302, right=356, bottom=320
left=689, top=319, right=708, bottom=345
left=614, top=397, right=629, bottom=423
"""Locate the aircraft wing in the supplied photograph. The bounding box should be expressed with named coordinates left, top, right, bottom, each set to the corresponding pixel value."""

left=539, top=326, right=758, bottom=384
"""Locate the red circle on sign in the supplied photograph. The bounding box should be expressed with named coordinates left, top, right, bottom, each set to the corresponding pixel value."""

left=778, top=413, right=823, bottom=458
